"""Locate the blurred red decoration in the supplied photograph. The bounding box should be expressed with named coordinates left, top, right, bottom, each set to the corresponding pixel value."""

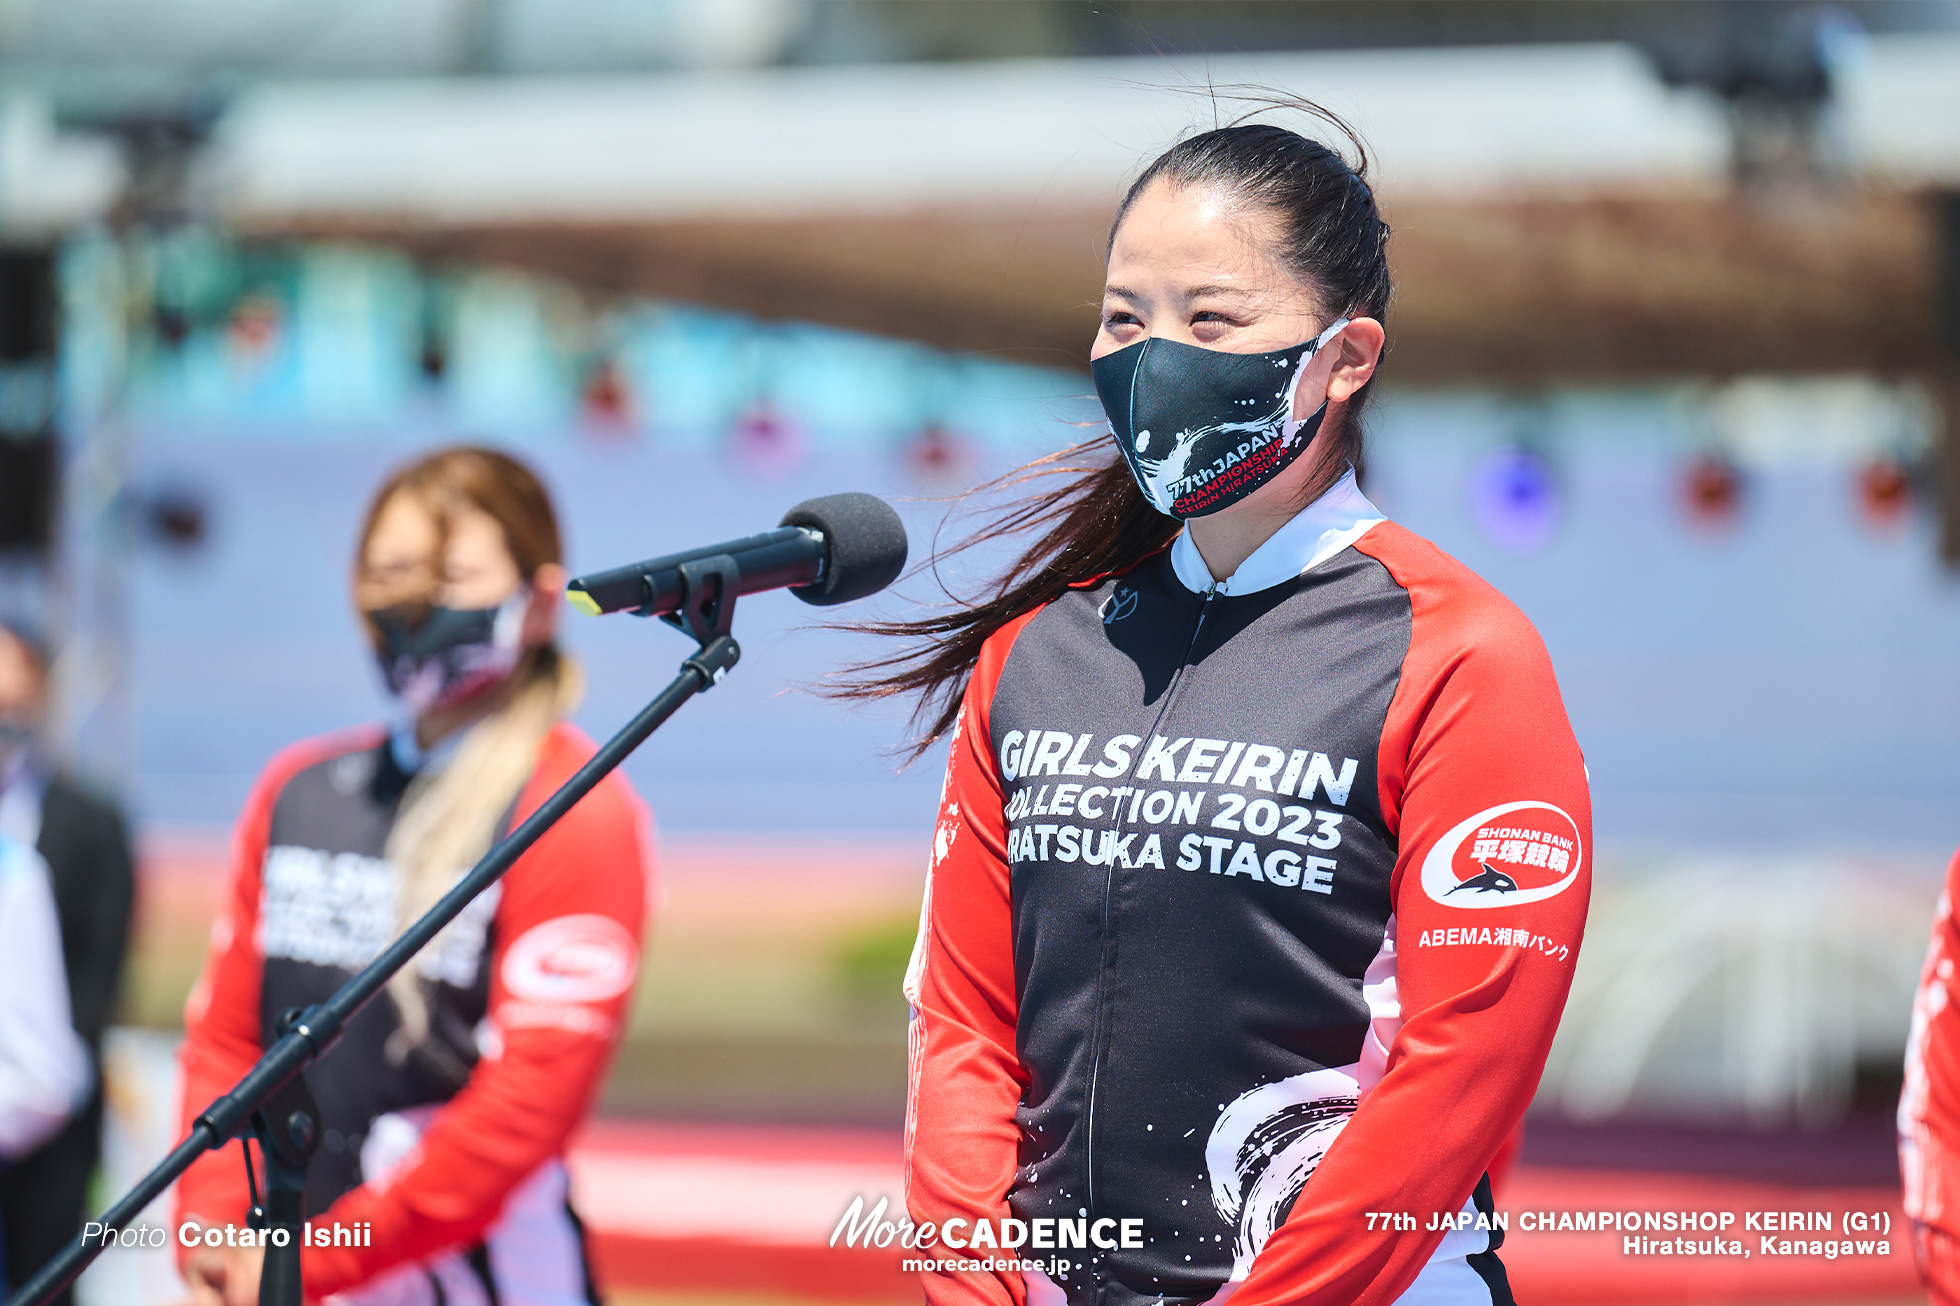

left=581, top=356, right=634, bottom=431
left=1681, top=454, right=1744, bottom=531
left=225, top=292, right=283, bottom=365
left=727, top=401, right=808, bottom=478
left=1855, top=457, right=1912, bottom=530
left=903, top=422, right=975, bottom=487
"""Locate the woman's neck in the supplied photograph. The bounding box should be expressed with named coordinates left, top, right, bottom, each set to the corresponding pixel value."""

left=1184, top=497, right=1299, bottom=585
left=1182, top=423, right=1348, bottom=585
left=414, top=675, right=519, bottom=751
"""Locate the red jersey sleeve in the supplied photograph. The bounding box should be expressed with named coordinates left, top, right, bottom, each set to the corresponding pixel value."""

left=175, top=733, right=378, bottom=1235
left=904, top=610, right=1042, bottom=1306
left=1231, top=524, right=1592, bottom=1306
left=302, top=723, right=653, bottom=1298
left=1901, top=850, right=1960, bottom=1303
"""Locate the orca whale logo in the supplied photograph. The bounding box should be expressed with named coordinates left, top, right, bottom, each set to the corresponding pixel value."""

left=1446, top=863, right=1519, bottom=896
left=1100, top=585, right=1139, bottom=625
left=1419, top=800, right=1583, bottom=909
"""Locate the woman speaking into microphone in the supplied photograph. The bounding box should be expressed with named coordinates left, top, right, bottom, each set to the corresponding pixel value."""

left=862, top=107, right=1592, bottom=1306
left=173, top=447, right=652, bottom=1306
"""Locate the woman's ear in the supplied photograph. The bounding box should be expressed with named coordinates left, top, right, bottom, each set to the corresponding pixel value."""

left=1325, top=317, right=1386, bottom=404
left=523, top=563, right=567, bottom=647
left=1291, top=334, right=1345, bottom=423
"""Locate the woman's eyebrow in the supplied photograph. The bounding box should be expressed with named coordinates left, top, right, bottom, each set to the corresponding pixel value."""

left=1183, top=283, right=1253, bottom=300
left=1103, top=283, right=1251, bottom=302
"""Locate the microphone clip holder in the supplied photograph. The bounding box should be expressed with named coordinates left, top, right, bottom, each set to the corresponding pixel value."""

left=657, top=554, right=742, bottom=688
left=655, top=553, right=740, bottom=648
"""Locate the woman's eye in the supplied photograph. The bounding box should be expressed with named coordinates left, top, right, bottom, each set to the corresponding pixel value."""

left=362, top=561, right=430, bottom=593
left=1103, top=311, right=1141, bottom=329
left=1190, top=312, right=1239, bottom=342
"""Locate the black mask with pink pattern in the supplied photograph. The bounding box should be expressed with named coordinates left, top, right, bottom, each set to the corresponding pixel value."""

left=367, top=589, right=528, bottom=715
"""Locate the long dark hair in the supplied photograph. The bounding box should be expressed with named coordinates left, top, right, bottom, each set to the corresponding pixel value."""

left=839, top=99, right=1393, bottom=755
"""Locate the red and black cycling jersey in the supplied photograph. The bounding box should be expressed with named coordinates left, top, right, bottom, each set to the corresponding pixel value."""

left=904, top=472, right=1591, bottom=1306
left=175, top=722, right=652, bottom=1304
left=1900, top=848, right=1960, bottom=1302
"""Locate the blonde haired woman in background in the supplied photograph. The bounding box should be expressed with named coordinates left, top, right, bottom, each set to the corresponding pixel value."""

left=174, top=446, right=653, bottom=1306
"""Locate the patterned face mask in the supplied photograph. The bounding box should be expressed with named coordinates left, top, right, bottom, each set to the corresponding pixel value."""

left=366, top=588, right=529, bottom=716
left=1092, top=317, right=1349, bottom=520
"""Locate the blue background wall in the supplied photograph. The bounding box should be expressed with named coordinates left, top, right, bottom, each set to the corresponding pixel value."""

left=125, top=384, right=1960, bottom=857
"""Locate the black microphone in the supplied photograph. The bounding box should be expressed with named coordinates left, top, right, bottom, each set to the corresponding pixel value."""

left=564, top=492, right=908, bottom=618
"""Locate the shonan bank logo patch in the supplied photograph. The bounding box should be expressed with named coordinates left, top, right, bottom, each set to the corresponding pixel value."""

left=1420, top=801, right=1582, bottom=909
left=500, top=914, right=638, bottom=1004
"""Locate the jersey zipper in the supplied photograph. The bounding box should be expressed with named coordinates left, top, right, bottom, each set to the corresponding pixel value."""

left=1083, top=578, right=1220, bottom=1221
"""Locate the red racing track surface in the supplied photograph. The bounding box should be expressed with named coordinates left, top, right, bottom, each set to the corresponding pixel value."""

left=568, top=1120, right=1918, bottom=1304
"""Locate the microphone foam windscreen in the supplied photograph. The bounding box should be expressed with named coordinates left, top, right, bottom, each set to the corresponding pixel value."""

left=779, top=493, right=908, bottom=606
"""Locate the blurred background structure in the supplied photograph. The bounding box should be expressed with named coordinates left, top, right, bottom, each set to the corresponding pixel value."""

left=3, top=2, right=1960, bottom=1303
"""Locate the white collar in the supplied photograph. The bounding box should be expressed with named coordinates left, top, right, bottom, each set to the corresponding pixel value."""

left=0, top=746, right=35, bottom=794
left=1169, top=468, right=1386, bottom=597
left=0, top=748, right=45, bottom=849
left=388, top=717, right=466, bottom=778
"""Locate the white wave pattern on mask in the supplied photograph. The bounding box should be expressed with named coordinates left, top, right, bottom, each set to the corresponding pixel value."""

left=391, top=640, right=524, bottom=717
left=1205, top=1067, right=1360, bottom=1280
left=1131, top=394, right=1292, bottom=515
left=1130, top=337, right=1332, bottom=515
left=386, top=588, right=530, bottom=716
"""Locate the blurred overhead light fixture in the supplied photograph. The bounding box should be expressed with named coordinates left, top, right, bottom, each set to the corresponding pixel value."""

left=59, top=88, right=228, bottom=227
left=1642, top=1, right=1858, bottom=193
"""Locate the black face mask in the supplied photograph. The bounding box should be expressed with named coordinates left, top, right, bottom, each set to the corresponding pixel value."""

left=367, top=590, right=527, bottom=715
left=1092, top=318, right=1349, bottom=519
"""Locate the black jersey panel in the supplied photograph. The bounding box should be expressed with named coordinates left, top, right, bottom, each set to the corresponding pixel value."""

left=260, top=744, right=495, bottom=1214
left=267, top=747, right=396, bottom=856
left=989, top=546, right=1412, bottom=1305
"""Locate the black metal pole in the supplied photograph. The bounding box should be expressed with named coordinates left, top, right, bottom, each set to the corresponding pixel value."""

left=5, top=631, right=741, bottom=1306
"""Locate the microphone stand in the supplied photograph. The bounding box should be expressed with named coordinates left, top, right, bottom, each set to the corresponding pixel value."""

left=7, top=557, right=747, bottom=1306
